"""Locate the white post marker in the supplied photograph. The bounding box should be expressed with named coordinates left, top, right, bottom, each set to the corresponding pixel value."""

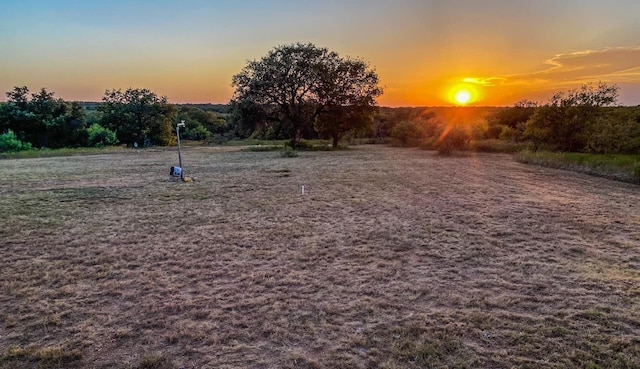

left=301, top=185, right=305, bottom=195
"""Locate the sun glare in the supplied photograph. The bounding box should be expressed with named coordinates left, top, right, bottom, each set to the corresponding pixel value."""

left=454, top=90, right=471, bottom=105
left=446, top=83, right=480, bottom=106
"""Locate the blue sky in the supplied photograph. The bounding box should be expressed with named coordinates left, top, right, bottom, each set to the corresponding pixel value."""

left=1, top=0, right=640, bottom=105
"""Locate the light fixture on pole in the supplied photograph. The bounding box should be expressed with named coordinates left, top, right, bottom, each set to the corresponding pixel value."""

left=170, top=120, right=186, bottom=180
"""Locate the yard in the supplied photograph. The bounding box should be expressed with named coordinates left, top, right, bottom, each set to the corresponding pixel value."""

left=1, top=145, right=638, bottom=368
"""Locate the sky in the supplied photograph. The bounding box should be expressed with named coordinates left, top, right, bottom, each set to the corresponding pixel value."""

left=1, top=0, right=640, bottom=106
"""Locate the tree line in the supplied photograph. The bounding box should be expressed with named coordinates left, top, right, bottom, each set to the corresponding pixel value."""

left=0, top=86, right=230, bottom=151
left=1, top=42, right=639, bottom=155
left=0, top=43, right=383, bottom=152
left=371, top=83, right=640, bottom=155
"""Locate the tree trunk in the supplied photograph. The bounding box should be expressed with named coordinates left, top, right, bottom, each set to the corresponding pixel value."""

left=292, top=128, right=301, bottom=149
left=332, top=135, right=339, bottom=148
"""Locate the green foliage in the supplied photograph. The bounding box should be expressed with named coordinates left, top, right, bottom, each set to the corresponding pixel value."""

left=0, top=130, right=32, bottom=152
left=486, top=99, right=537, bottom=140
left=285, top=138, right=336, bottom=151
left=280, top=146, right=299, bottom=157
left=435, top=125, right=471, bottom=154
left=244, top=144, right=283, bottom=152
left=584, top=107, right=640, bottom=154
left=515, top=150, right=640, bottom=183
left=86, top=123, right=119, bottom=147
left=183, top=124, right=211, bottom=140
left=99, top=88, right=176, bottom=146
left=0, top=146, right=125, bottom=159
left=177, top=105, right=227, bottom=140
left=231, top=43, right=382, bottom=148
left=1, top=86, right=88, bottom=148
left=390, top=120, right=424, bottom=146
left=469, top=139, right=529, bottom=153
left=228, top=100, right=270, bottom=139
left=524, top=82, right=620, bottom=152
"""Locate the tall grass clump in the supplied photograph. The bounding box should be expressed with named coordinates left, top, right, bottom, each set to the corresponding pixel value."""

left=515, top=150, right=640, bottom=184
left=280, top=146, right=298, bottom=157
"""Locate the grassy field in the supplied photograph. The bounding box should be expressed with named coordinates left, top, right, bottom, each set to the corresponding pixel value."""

left=1, top=145, right=639, bottom=368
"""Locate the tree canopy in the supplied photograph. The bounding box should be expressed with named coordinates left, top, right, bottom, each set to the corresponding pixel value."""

left=99, top=88, right=176, bottom=146
left=231, top=43, right=382, bottom=147
left=0, top=86, right=86, bottom=148
left=524, top=82, right=619, bottom=151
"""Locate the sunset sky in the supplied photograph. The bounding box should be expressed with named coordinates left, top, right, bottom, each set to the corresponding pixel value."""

left=2, top=0, right=640, bottom=106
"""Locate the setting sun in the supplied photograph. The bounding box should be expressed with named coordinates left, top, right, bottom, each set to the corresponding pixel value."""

left=446, top=83, right=480, bottom=106
left=454, top=90, right=471, bottom=105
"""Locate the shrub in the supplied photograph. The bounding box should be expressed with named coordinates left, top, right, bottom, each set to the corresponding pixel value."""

left=183, top=124, right=211, bottom=141
left=470, top=139, right=529, bottom=153
left=584, top=108, right=640, bottom=154
left=280, top=146, right=298, bottom=157
left=435, top=126, right=470, bottom=154
left=0, top=130, right=32, bottom=152
left=390, top=120, right=423, bottom=146
left=87, top=124, right=119, bottom=147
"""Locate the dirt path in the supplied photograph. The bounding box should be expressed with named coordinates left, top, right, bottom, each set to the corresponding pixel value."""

left=1, top=145, right=638, bottom=368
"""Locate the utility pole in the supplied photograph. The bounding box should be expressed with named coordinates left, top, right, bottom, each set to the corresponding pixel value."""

left=177, top=120, right=185, bottom=180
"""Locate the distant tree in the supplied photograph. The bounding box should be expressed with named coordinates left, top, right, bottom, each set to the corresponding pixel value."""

left=486, top=99, right=537, bottom=140
left=86, top=123, right=119, bottom=147
left=231, top=43, right=382, bottom=147
left=0, top=86, right=87, bottom=148
left=584, top=107, right=640, bottom=154
left=524, top=82, right=619, bottom=151
left=390, top=120, right=424, bottom=146
left=177, top=106, right=227, bottom=140
left=99, top=88, right=176, bottom=146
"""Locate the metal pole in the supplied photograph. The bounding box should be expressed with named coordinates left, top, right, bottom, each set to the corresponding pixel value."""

left=177, top=120, right=184, bottom=180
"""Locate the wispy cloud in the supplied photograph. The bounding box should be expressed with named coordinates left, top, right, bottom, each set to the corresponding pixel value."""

left=536, top=47, right=640, bottom=83
left=459, top=47, right=640, bottom=104
left=461, top=77, right=506, bottom=86
left=464, top=47, right=640, bottom=87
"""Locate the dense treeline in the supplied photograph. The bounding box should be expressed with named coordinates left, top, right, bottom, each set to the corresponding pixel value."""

left=1, top=82, right=639, bottom=155
left=0, top=86, right=233, bottom=151
left=376, top=83, right=640, bottom=155
left=0, top=87, right=87, bottom=149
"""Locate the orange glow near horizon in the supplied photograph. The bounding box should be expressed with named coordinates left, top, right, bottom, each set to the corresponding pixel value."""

left=446, top=83, right=481, bottom=106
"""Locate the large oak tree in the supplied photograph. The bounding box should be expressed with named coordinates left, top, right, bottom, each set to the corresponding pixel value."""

left=231, top=43, right=382, bottom=147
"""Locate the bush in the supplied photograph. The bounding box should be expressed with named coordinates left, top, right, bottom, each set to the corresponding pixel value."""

left=390, top=120, right=423, bottom=146
left=435, top=126, right=470, bottom=155
left=584, top=108, right=640, bottom=154
left=87, top=124, right=119, bottom=147
left=0, top=130, right=32, bottom=152
left=183, top=124, right=211, bottom=141
left=280, top=146, right=298, bottom=157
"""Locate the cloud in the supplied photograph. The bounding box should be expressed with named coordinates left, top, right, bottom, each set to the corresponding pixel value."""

left=510, top=47, right=640, bottom=88
left=538, top=47, right=640, bottom=83
left=461, top=77, right=506, bottom=86
left=457, top=47, right=640, bottom=104
left=464, top=47, right=640, bottom=88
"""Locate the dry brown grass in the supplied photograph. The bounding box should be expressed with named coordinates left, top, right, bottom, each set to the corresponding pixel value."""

left=1, top=145, right=639, bottom=368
